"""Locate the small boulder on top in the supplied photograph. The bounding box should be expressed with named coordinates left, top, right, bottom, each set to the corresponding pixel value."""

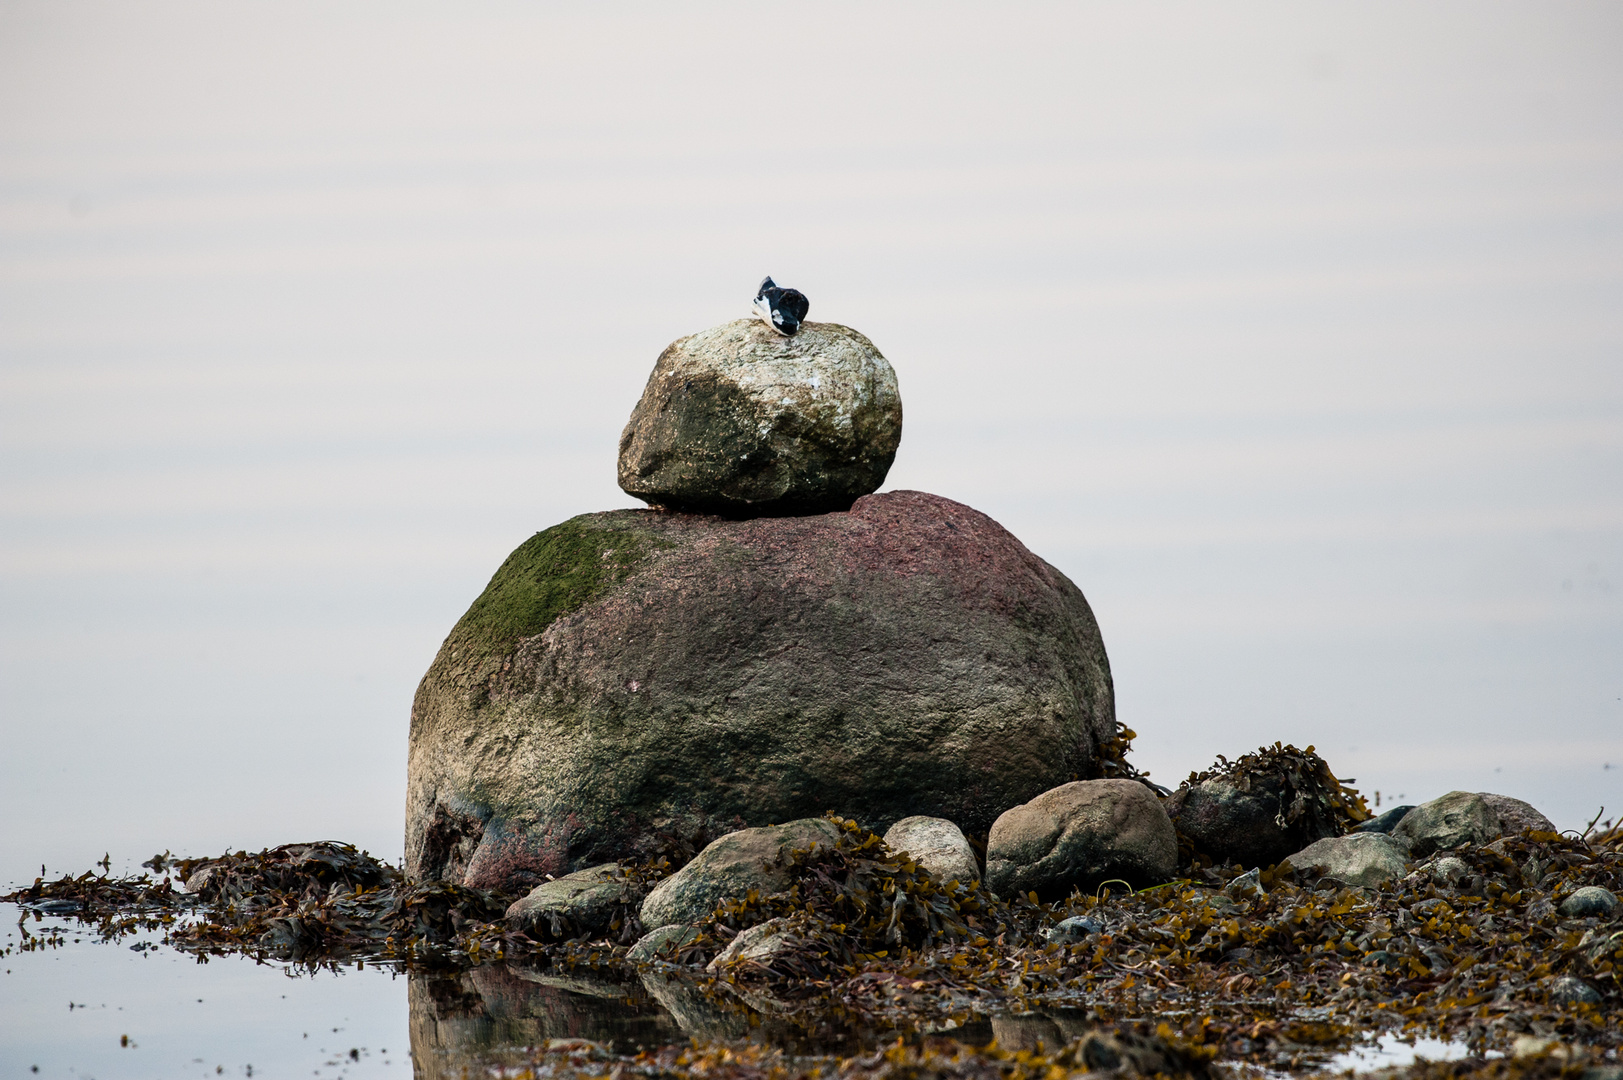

left=617, top=319, right=902, bottom=517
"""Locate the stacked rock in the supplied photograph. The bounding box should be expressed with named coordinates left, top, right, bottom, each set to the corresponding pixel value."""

left=405, top=304, right=1120, bottom=893
left=618, top=319, right=902, bottom=516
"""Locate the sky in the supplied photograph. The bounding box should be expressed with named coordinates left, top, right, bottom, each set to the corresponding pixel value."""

left=1, top=1, right=1620, bottom=884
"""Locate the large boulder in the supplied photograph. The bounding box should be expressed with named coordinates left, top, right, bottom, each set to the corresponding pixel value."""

left=618, top=319, right=902, bottom=517
left=406, top=490, right=1116, bottom=891
left=984, top=779, right=1176, bottom=900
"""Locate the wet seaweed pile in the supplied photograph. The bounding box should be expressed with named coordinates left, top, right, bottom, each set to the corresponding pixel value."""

left=444, top=1027, right=1222, bottom=1080
left=397, top=1028, right=1623, bottom=1080
left=4, top=842, right=524, bottom=967
left=615, top=818, right=1617, bottom=1072
left=1172, top=742, right=1372, bottom=868
left=5, top=819, right=1620, bottom=1075
left=655, top=817, right=1030, bottom=976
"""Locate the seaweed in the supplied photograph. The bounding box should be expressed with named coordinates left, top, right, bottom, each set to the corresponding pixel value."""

left=6, top=816, right=1620, bottom=1074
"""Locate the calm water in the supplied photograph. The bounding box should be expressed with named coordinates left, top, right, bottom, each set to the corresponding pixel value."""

left=5, top=902, right=1496, bottom=1078
left=0, top=902, right=898, bottom=1078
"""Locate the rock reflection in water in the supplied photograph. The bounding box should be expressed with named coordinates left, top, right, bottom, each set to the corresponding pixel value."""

left=410, top=964, right=683, bottom=1078
left=410, top=962, right=924, bottom=1075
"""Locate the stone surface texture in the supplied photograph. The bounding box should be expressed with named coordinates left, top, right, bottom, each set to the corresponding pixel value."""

left=1355, top=805, right=1416, bottom=834
left=639, top=819, right=841, bottom=932
left=1393, top=791, right=1503, bottom=858
left=1478, top=793, right=1556, bottom=836
left=406, top=490, right=1117, bottom=891
left=1559, top=886, right=1619, bottom=919
left=882, top=816, right=981, bottom=885
left=706, top=917, right=797, bottom=971
left=627, top=924, right=701, bottom=962
left=1166, top=776, right=1340, bottom=870
left=984, top=779, right=1176, bottom=900
left=504, top=863, right=636, bottom=938
left=1285, top=833, right=1410, bottom=888
left=618, top=319, right=902, bottom=517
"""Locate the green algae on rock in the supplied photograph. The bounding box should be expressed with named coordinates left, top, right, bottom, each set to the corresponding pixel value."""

left=406, top=491, right=1117, bottom=892
left=440, top=516, right=675, bottom=669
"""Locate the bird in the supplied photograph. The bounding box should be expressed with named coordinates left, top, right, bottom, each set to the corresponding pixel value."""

left=752, top=277, right=810, bottom=336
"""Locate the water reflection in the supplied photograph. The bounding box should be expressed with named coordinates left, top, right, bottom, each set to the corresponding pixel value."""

left=407, top=963, right=994, bottom=1075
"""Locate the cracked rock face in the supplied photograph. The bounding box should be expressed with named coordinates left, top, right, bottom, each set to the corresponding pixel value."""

left=405, top=491, right=1116, bottom=892
left=617, top=319, right=902, bottom=517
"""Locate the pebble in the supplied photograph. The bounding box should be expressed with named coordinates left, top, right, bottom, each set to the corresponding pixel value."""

left=1549, top=975, right=1603, bottom=1007
left=1559, top=885, right=1619, bottom=918
left=1044, top=916, right=1102, bottom=945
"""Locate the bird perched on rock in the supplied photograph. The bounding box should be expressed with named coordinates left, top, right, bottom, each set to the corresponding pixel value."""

left=752, top=277, right=809, bottom=336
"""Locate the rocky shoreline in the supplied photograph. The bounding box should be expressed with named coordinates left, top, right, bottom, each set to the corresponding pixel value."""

left=6, top=774, right=1620, bottom=1079
left=9, top=311, right=1617, bottom=1079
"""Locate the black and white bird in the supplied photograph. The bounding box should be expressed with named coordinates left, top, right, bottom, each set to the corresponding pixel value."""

left=752, top=277, right=810, bottom=336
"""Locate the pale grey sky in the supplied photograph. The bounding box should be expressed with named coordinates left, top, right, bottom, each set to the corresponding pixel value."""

left=2, top=2, right=1620, bottom=881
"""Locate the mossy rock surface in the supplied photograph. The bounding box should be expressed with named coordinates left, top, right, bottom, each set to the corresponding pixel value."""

left=406, top=491, right=1116, bottom=891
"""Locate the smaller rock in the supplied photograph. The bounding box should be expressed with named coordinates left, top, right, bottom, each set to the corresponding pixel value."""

left=1560, top=886, right=1620, bottom=919
left=985, top=779, right=1177, bottom=900
left=1164, top=745, right=1358, bottom=869
left=640, top=818, right=842, bottom=931
left=1423, top=856, right=1469, bottom=888
left=1043, top=916, right=1103, bottom=945
left=1513, top=1036, right=1570, bottom=1060
left=1355, top=805, right=1416, bottom=834
left=707, top=917, right=798, bottom=971
left=1286, top=833, right=1409, bottom=889
left=1392, top=791, right=1501, bottom=858
left=1225, top=868, right=1265, bottom=900
left=882, top=816, right=980, bottom=885
left=506, top=863, right=637, bottom=938
left=627, top=924, right=701, bottom=963
left=1478, top=793, right=1555, bottom=836
left=1549, top=975, right=1603, bottom=1008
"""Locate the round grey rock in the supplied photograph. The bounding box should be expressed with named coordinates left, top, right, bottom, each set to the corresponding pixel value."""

left=1549, top=975, right=1603, bottom=1007
left=1044, top=915, right=1103, bottom=945
left=1392, top=791, right=1502, bottom=858
left=627, top=924, right=701, bottom=963
left=640, top=819, right=840, bottom=932
left=1355, top=805, right=1416, bottom=834
left=1286, top=833, right=1410, bottom=889
left=618, top=319, right=901, bottom=517
left=707, top=917, right=797, bottom=971
left=985, top=779, right=1176, bottom=900
left=1165, top=770, right=1342, bottom=870
left=405, top=491, right=1117, bottom=891
left=505, top=863, right=639, bottom=938
left=883, top=816, right=980, bottom=885
left=1560, top=886, right=1619, bottom=919
left=1478, top=793, right=1555, bottom=837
